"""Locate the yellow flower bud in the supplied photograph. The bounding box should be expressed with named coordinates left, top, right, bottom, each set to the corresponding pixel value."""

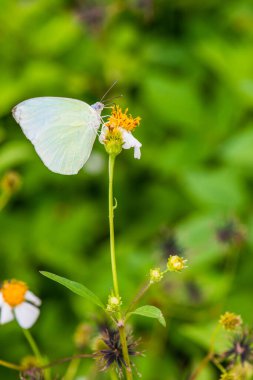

left=149, top=268, right=163, bottom=284
left=219, top=312, right=242, bottom=331
left=106, top=294, right=122, bottom=312
left=167, top=255, right=187, bottom=272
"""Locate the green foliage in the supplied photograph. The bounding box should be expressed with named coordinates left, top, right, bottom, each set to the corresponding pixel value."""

left=40, top=271, right=105, bottom=309
left=1, top=0, right=253, bottom=379
left=129, top=305, right=166, bottom=327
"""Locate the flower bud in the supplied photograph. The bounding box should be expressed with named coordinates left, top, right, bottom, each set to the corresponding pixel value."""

left=106, top=294, right=122, bottom=312
left=219, top=312, right=242, bottom=331
left=149, top=268, right=163, bottom=284
left=167, top=255, right=187, bottom=272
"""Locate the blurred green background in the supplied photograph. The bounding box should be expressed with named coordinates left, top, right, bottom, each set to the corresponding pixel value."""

left=1, top=0, right=253, bottom=379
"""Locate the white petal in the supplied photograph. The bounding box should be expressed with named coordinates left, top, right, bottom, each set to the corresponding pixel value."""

left=99, top=125, right=107, bottom=144
left=0, top=293, right=4, bottom=307
left=134, top=146, right=141, bottom=159
left=25, top=290, right=41, bottom=306
left=14, top=302, right=40, bottom=329
left=0, top=303, right=14, bottom=324
left=121, top=129, right=142, bottom=159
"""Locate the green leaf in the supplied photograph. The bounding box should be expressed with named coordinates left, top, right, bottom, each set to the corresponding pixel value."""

left=129, top=305, right=166, bottom=327
left=40, top=271, right=105, bottom=309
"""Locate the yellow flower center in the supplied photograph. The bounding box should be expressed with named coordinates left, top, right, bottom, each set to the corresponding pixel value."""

left=106, top=105, right=141, bottom=132
left=2, top=280, right=28, bottom=307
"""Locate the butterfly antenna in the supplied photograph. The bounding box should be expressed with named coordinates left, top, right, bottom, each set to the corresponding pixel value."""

left=104, top=94, right=123, bottom=105
left=100, top=80, right=118, bottom=102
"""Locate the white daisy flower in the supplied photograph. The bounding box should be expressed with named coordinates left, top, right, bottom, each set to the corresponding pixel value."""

left=99, top=105, right=142, bottom=158
left=0, top=280, right=41, bottom=329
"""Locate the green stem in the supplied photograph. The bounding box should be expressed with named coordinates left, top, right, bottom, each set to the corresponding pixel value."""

left=108, top=155, right=133, bottom=380
left=108, top=155, right=119, bottom=298
left=118, top=323, right=133, bottom=378
left=0, top=359, right=22, bottom=371
left=110, top=368, right=118, bottom=380
left=64, top=357, right=80, bottom=380
left=22, top=329, right=51, bottom=380
left=188, top=324, right=220, bottom=380
left=22, top=329, right=43, bottom=362
left=126, top=282, right=151, bottom=315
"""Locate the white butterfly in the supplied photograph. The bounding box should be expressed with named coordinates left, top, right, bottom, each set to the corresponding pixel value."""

left=12, top=97, right=104, bottom=175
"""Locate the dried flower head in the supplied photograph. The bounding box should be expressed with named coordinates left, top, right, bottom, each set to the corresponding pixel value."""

left=220, top=330, right=253, bottom=368
left=219, top=312, right=242, bottom=331
left=167, top=255, right=187, bottom=272
left=149, top=268, right=163, bottom=284
left=95, top=328, right=141, bottom=377
left=99, top=105, right=142, bottom=158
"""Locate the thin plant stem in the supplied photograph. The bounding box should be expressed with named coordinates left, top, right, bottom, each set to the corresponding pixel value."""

left=108, top=154, right=119, bottom=298
left=22, top=329, right=43, bottom=362
left=188, top=324, right=220, bottom=380
left=22, top=329, right=51, bottom=380
left=0, top=359, right=22, bottom=371
left=211, top=357, right=226, bottom=373
left=40, top=353, right=94, bottom=370
left=64, top=357, right=80, bottom=380
left=126, top=282, right=150, bottom=315
left=188, top=352, right=212, bottom=380
left=110, top=368, right=118, bottom=380
left=108, top=154, right=133, bottom=380
left=118, top=323, right=133, bottom=379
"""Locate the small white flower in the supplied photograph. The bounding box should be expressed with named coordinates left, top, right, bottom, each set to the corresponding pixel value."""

left=0, top=280, right=41, bottom=329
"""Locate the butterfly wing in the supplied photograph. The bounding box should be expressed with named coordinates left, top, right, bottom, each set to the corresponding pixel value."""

left=12, top=97, right=100, bottom=175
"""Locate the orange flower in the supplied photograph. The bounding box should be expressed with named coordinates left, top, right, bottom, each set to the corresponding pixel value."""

left=106, top=105, right=141, bottom=132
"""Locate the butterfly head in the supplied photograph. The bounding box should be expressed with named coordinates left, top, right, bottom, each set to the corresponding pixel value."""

left=91, top=102, right=104, bottom=114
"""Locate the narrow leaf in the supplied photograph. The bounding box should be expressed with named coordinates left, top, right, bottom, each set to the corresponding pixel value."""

left=40, top=271, right=104, bottom=309
left=130, top=305, right=166, bottom=327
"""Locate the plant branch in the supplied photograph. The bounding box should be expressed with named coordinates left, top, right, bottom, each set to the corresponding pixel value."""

left=108, top=154, right=133, bottom=380
left=0, top=359, right=22, bottom=371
